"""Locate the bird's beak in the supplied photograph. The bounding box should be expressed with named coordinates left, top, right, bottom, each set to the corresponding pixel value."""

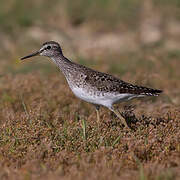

left=21, top=51, right=40, bottom=60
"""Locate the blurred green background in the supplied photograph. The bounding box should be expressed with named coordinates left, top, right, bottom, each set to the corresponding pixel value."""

left=0, top=0, right=180, bottom=92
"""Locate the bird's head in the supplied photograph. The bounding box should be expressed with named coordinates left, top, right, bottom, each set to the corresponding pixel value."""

left=21, top=41, right=63, bottom=60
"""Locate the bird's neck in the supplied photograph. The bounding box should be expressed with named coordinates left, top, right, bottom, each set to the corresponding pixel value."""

left=51, top=54, right=74, bottom=77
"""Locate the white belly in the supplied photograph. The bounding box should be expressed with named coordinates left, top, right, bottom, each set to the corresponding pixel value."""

left=71, top=87, right=144, bottom=108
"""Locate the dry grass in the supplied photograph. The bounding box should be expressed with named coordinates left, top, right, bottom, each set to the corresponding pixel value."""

left=0, top=48, right=180, bottom=180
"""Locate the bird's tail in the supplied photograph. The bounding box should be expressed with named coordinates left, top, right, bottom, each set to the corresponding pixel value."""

left=139, top=87, right=163, bottom=96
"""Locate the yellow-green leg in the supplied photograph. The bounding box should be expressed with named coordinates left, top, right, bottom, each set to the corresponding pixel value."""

left=94, top=105, right=100, bottom=124
left=109, top=107, right=130, bottom=129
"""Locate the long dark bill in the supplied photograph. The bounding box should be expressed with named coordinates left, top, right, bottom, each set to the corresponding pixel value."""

left=21, top=51, right=40, bottom=60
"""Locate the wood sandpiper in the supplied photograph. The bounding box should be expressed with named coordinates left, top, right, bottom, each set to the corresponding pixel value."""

left=21, top=41, right=162, bottom=129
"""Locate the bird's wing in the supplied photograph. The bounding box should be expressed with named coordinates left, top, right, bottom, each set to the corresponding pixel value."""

left=83, top=68, right=162, bottom=96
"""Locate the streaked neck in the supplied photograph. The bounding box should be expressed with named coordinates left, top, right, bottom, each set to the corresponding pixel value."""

left=51, top=54, right=74, bottom=76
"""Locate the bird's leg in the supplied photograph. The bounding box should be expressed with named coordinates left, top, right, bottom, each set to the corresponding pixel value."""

left=109, top=106, right=130, bottom=129
left=94, top=105, right=100, bottom=124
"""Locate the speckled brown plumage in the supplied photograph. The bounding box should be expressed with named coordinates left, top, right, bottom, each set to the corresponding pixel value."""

left=67, top=63, right=162, bottom=96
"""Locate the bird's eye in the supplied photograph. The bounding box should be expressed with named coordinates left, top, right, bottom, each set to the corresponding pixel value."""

left=47, top=46, right=51, bottom=50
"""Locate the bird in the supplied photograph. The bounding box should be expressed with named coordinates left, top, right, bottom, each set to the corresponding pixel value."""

left=21, top=41, right=162, bottom=129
